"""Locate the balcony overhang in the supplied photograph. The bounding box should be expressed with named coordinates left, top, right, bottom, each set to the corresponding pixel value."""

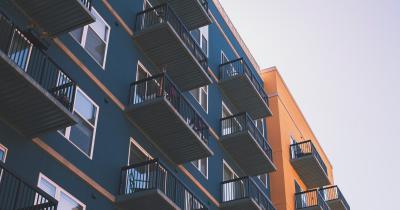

left=133, top=22, right=211, bottom=91
left=291, top=154, right=331, bottom=188
left=117, top=189, right=179, bottom=210
left=0, top=51, right=77, bottom=137
left=13, top=0, right=95, bottom=36
left=218, top=74, right=272, bottom=119
left=220, top=198, right=261, bottom=210
left=326, top=199, right=348, bottom=210
left=221, top=131, right=276, bottom=175
left=154, top=0, right=212, bottom=30
left=126, top=97, right=213, bottom=164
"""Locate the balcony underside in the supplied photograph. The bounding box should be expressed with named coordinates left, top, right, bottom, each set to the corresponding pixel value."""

left=221, top=131, right=276, bottom=176
left=221, top=198, right=260, bottom=210
left=218, top=75, right=271, bottom=119
left=14, top=0, right=95, bottom=36
left=153, top=0, right=211, bottom=30
left=126, top=97, right=213, bottom=164
left=133, top=23, right=212, bottom=91
left=298, top=206, right=324, bottom=210
left=117, top=189, right=179, bottom=210
left=0, top=51, right=77, bottom=137
left=291, top=155, right=331, bottom=188
left=327, top=199, right=348, bottom=210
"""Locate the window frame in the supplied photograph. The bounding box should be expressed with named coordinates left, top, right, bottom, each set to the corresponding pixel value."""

left=221, top=50, right=229, bottom=64
left=70, top=8, right=111, bottom=69
left=191, top=158, right=208, bottom=179
left=59, top=87, right=99, bottom=159
left=128, top=138, right=153, bottom=165
left=37, top=173, right=86, bottom=210
left=222, top=160, right=238, bottom=181
left=255, top=118, right=265, bottom=136
left=190, top=86, right=208, bottom=113
left=258, top=173, right=269, bottom=190
left=0, top=144, right=8, bottom=163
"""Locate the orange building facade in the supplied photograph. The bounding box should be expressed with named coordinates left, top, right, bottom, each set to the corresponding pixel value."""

left=261, top=67, right=349, bottom=210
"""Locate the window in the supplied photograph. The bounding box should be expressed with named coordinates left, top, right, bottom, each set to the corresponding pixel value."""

left=255, top=119, right=265, bottom=136
left=258, top=174, right=269, bottom=189
left=191, top=158, right=208, bottom=178
left=191, top=27, right=208, bottom=56
left=0, top=144, right=7, bottom=163
left=223, top=161, right=238, bottom=181
left=71, top=8, right=110, bottom=68
left=190, top=86, right=208, bottom=112
left=128, top=139, right=152, bottom=165
left=38, top=174, right=86, bottom=210
left=221, top=51, right=229, bottom=64
left=60, top=88, right=99, bottom=158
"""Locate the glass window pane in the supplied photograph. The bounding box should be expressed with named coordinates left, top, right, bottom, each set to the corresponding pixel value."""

left=200, top=159, right=207, bottom=176
left=59, top=192, right=84, bottom=210
left=84, top=27, right=106, bottom=65
left=75, top=90, right=97, bottom=125
left=69, top=115, right=94, bottom=155
left=129, top=142, right=150, bottom=165
left=200, top=88, right=207, bottom=111
left=201, top=35, right=207, bottom=55
left=38, top=178, right=56, bottom=198
left=191, top=29, right=201, bottom=44
left=71, top=27, right=84, bottom=43
left=190, top=88, right=200, bottom=102
left=0, top=150, right=5, bottom=163
left=90, top=11, right=108, bottom=41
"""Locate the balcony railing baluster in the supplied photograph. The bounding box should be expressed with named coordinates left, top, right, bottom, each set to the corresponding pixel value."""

left=221, top=113, right=273, bottom=161
left=320, top=186, right=350, bottom=210
left=134, top=4, right=208, bottom=72
left=120, top=159, right=207, bottom=210
left=219, top=58, right=269, bottom=106
left=295, top=189, right=330, bottom=210
left=221, top=177, right=275, bottom=210
left=0, top=12, right=76, bottom=112
left=290, top=140, right=328, bottom=175
left=0, top=162, right=58, bottom=209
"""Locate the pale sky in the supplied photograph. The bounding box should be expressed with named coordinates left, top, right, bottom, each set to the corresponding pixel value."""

left=219, top=0, right=400, bottom=209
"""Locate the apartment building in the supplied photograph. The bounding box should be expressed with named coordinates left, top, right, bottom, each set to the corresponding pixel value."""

left=0, top=0, right=277, bottom=209
left=261, top=68, right=350, bottom=210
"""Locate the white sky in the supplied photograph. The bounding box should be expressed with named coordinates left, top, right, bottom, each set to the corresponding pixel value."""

left=219, top=0, right=400, bottom=209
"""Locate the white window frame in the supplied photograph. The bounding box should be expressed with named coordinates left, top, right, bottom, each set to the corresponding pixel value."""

left=191, top=158, right=208, bottom=179
left=0, top=144, right=8, bottom=163
left=258, top=174, right=269, bottom=190
left=70, top=8, right=110, bottom=69
left=190, top=86, right=208, bottom=113
left=221, top=101, right=233, bottom=118
left=59, top=87, right=99, bottom=159
left=255, top=118, right=265, bottom=136
left=37, top=173, right=86, bottom=210
left=222, top=160, right=238, bottom=181
left=221, top=50, right=229, bottom=64
left=128, top=138, right=153, bottom=165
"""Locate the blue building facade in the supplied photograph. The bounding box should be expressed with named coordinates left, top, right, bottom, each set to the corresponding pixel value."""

left=0, top=0, right=275, bottom=209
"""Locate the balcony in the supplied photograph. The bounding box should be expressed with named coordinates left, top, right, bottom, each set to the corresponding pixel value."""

left=221, top=177, right=275, bottom=210
left=290, top=141, right=331, bottom=188
left=0, top=162, right=58, bottom=209
left=133, top=4, right=212, bottom=91
left=0, top=13, right=77, bottom=137
left=220, top=113, right=275, bottom=176
left=117, top=159, right=208, bottom=210
left=320, top=186, right=350, bottom=210
left=149, top=0, right=212, bottom=30
left=13, top=0, right=95, bottom=36
left=125, top=73, right=213, bottom=164
left=218, top=58, right=272, bottom=119
left=295, top=189, right=330, bottom=210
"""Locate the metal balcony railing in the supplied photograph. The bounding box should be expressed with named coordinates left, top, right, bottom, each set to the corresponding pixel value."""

left=290, top=140, right=328, bottom=175
left=80, top=0, right=93, bottom=11
left=119, top=159, right=207, bottom=210
left=295, top=189, right=329, bottom=210
left=0, top=162, right=58, bottom=209
left=221, top=112, right=273, bottom=161
left=198, top=0, right=209, bottom=14
left=221, top=177, right=275, bottom=210
left=129, top=73, right=209, bottom=144
left=219, top=58, right=269, bottom=105
left=134, top=4, right=208, bottom=71
left=320, top=186, right=350, bottom=210
left=0, top=12, right=76, bottom=111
